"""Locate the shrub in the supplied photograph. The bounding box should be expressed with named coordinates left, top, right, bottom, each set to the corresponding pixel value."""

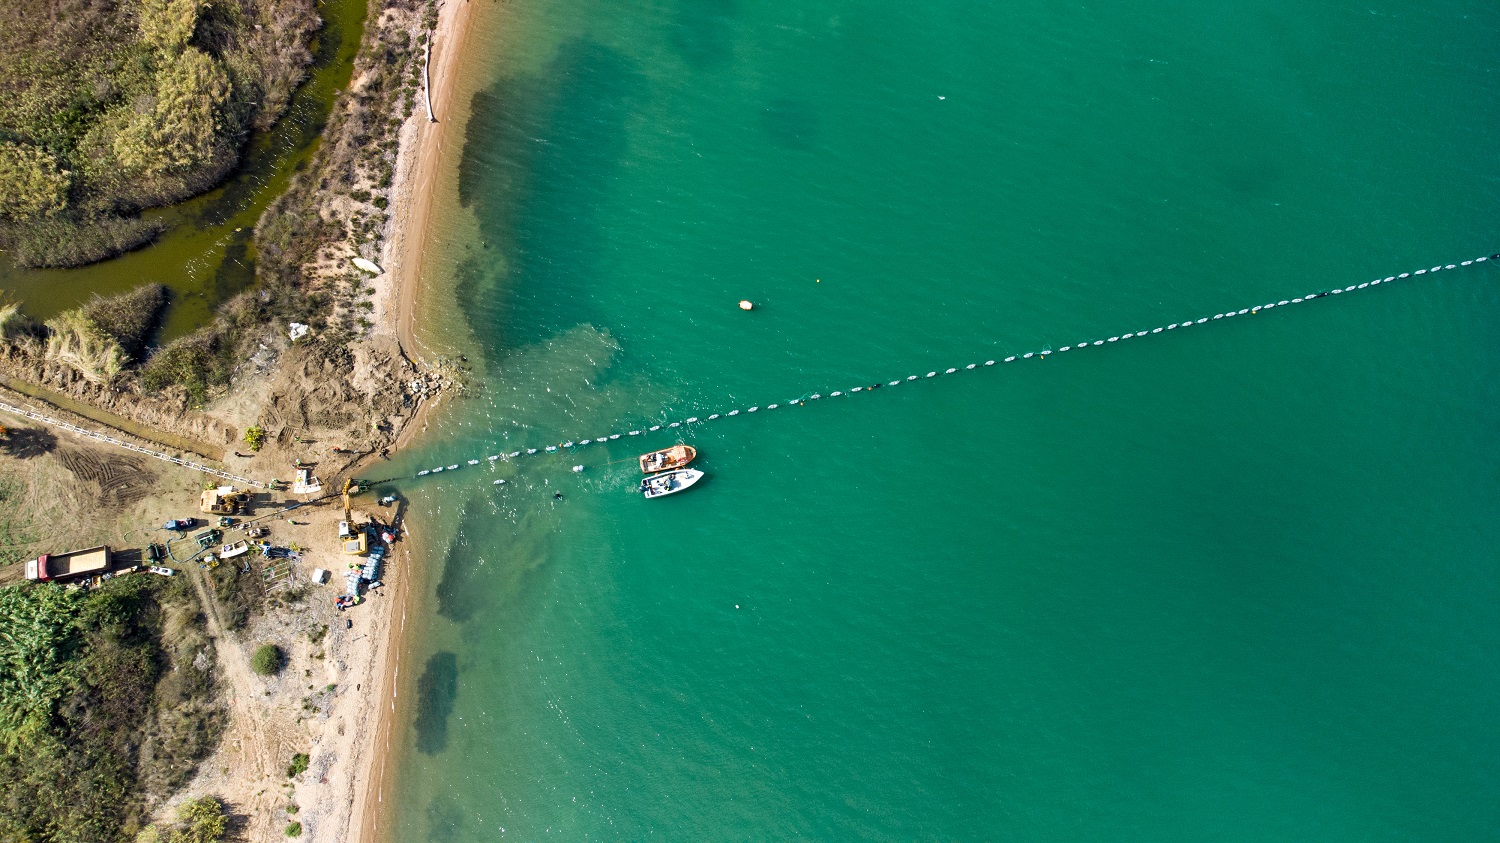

left=250, top=644, right=283, bottom=676
left=0, top=142, right=70, bottom=219
left=0, top=579, right=214, bottom=841
left=245, top=425, right=266, bottom=451
left=0, top=214, right=166, bottom=269
left=82, top=284, right=168, bottom=361
left=141, top=324, right=233, bottom=405
left=285, top=821, right=303, bottom=837
left=286, top=753, right=309, bottom=777
left=175, top=795, right=228, bottom=842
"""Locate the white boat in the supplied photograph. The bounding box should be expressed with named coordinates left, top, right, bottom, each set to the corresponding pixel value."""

left=219, top=541, right=250, bottom=559
left=639, top=468, right=704, bottom=499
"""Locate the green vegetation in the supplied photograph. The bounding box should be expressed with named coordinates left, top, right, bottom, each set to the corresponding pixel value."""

left=251, top=643, right=284, bottom=676
left=0, top=0, right=318, bottom=267
left=286, top=752, right=310, bottom=778
left=210, top=558, right=260, bottom=630
left=140, top=324, right=234, bottom=405
left=135, top=795, right=229, bottom=843
left=285, top=820, right=303, bottom=837
left=0, top=578, right=222, bottom=841
left=245, top=425, right=267, bottom=451
left=42, top=284, right=170, bottom=384
left=86, top=283, right=170, bottom=360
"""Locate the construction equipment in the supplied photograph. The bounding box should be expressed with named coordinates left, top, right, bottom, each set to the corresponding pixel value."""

left=200, top=486, right=248, bottom=516
left=340, top=477, right=368, bottom=519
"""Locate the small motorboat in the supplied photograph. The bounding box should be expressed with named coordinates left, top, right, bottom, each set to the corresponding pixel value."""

left=639, top=468, right=704, bottom=499
left=639, top=444, right=696, bottom=474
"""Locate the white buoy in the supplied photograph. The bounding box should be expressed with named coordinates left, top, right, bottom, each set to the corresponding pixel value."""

left=739, top=300, right=754, bottom=310
left=572, top=465, right=584, bottom=473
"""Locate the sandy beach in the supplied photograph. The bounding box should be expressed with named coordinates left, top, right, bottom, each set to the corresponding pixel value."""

left=353, top=0, right=482, bottom=839
left=376, top=0, right=479, bottom=371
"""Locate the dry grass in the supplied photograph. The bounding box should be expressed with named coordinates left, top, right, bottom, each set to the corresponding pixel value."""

left=44, top=309, right=127, bottom=385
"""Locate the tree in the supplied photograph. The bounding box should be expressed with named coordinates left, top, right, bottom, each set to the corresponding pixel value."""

left=250, top=644, right=283, bottom=676
left=244, top=426, right=266, bottom=451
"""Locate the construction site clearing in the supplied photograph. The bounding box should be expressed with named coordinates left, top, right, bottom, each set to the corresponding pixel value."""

left=25, top=471, right=403, bottom=613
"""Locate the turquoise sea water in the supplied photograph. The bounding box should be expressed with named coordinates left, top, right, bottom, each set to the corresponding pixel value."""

left=381, top=1, right=1500, bottom=839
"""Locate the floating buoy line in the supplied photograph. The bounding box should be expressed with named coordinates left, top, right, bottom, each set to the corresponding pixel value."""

left=392, top=252, right=1496, bottom=484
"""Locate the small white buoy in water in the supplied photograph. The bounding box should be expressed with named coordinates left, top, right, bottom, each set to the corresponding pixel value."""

left=738, top=300, right=754, bottom=311
left=572, top=465, right=584, bottom=473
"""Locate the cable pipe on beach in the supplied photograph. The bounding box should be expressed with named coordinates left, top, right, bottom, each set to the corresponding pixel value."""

left=403, top=252, right=1497, bottom=482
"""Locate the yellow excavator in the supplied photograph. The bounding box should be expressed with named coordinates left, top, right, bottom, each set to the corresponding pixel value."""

left=339, top=478, right=370, bottom=555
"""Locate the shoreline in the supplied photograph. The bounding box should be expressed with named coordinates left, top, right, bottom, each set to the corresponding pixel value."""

left=354, top=0, right=481, bottom=839
left=0, top=0, right=480, bottom=837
